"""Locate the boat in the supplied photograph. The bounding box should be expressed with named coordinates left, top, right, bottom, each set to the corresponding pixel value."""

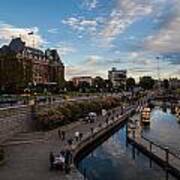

left=141, top=107, right=151, bottom=125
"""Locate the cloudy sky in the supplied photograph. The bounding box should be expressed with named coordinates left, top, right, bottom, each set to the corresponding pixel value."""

left=0, top=0, right=179, bottom=80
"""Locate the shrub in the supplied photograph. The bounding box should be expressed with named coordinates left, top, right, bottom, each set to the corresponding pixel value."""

left=36, top=96, right=122, bottom=130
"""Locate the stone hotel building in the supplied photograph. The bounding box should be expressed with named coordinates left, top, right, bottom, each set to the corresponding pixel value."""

left=0, top=38, right=64, bottom=92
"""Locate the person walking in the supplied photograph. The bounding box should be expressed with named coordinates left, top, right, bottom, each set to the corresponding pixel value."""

left=75, top=131, right=79, bottom=142
left=105, top=118, right=109, bottom=125
left=90, top=127, right=94, bottom=135
left=64, top=149, right=71, bottom=174
left=58, top=129, right=61, bottom=139
left=67, top=138, right=73, bottom=146
left=79, top=132, right=83, bottom=141
left=98, top=123, right=102, bottom=128
left=61, top=130, right=65, bottom=141
left=49, top=152, right=54, bottom=170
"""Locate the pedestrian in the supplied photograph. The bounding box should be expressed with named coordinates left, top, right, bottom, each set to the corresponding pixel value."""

left=58, top=129, right=61, bottom=139
left=121, top=106, right=124, bottom=115
left=79, top=132, right=83, bottom=141
left=98, top=123, right=102, bottom=128
left=75, top=131, right=79, bottom=142
left=67, top=138, right=73, bottom=146
left=49, top=152, right=54, bottom=170
left=90, top=127, right=94, bottom=134
left=64, top=149, right=71, bottom=174
left=61, top=130, right=65, bottom=141
left=105, top=118, right=109, bottom=125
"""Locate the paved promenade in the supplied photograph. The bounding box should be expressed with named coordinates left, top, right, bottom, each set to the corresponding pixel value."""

left=0, top=106, right=130, bottom=180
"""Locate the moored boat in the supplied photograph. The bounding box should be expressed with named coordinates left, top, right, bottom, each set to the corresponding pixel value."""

left=141, top=107, right=151, bottom=125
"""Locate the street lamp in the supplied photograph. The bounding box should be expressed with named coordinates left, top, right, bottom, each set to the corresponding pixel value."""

left=33, top=81, right=37, bottom=105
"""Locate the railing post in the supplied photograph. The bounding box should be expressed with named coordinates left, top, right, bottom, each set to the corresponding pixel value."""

left=84, top=168, right=86, bottom=180
left=149, top=142, right=152, bottom=168
left=165, top=170, right=169, bottom=180
left=126, top=123, right=128, bottom=147
left=132, top=130, right=135, bottom=140
left=165, top=147, right=169, bottom=180
left=126, top=123, right=128, bottom=137
left=165, top=147, right=169, bottom=165
left=132, top=129, right=136, bottom=160
left=132, top=143, right=135, bottom=160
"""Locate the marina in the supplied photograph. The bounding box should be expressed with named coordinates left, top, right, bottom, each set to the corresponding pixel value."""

left=78, top=107, right=180, bottom=180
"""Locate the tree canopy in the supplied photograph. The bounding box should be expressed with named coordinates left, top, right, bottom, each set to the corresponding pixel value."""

left=139, top=76, right=155, bottom=90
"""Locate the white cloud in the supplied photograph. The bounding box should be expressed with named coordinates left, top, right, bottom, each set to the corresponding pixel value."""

left=47, top=28, right=58, bottom=34
left=65, top=54, right=107, bottom=79
left=54, top=42, right=76, bottom=56
left=62, top=17, right=98, bottom=35
left=82, top=0, right=98, bottom=10
left=66, top=65, right=107, bottom=80
left=0, top=23, right=45, bottom=48
left=144, top=2, right=180, bottom=53
left=85, top=55, right=103, bottom=65
left=99, top=0, right=154, bottom=47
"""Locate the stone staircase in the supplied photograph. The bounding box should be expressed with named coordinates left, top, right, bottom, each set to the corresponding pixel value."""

left=3, top=131, right=47, bottom=146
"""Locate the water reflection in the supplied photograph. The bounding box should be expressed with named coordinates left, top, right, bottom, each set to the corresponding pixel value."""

left=78, top=108, right=178, bottom=180
left=144, top=108, right=180, bottom=152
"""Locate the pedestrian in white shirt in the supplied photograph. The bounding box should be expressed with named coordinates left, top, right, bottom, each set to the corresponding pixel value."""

left=75, top=131, right=79, bottom=142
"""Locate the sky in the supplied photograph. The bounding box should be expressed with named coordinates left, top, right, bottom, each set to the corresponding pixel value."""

left=0, top=0, right=179, bottom=81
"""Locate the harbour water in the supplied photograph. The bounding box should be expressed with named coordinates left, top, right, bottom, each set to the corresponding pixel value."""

left=78, top=108, right=180, bottom=180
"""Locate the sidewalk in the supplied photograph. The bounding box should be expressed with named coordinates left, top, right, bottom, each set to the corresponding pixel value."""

left=0, top=106, right=126, bottom=180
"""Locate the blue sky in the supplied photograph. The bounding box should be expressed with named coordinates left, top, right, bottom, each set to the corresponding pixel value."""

left=0, top=0, right=179, bottom=80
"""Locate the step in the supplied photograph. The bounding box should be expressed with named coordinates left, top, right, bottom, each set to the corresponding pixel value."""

left=3, top=139, right=47, bottom=146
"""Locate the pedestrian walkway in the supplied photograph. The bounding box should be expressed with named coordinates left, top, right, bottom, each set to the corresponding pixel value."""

left=0, top=106, right=127, bottom=180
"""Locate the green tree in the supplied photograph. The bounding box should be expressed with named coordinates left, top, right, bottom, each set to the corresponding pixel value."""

left=78, top=81, right=90, bottom=93
left=104, top=79, right=113, bottom=92
left=65, top=81, right=76, bottom=91
left=126, top=77, right=135, bottom=91
left=139, top=76, right=155, bottom=90
left=93, top=76, right=106, bottom=92
left=163, top=79, right=169, bottom=89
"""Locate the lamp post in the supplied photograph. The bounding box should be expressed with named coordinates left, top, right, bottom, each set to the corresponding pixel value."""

left=33, top=81, right=37, bottom=105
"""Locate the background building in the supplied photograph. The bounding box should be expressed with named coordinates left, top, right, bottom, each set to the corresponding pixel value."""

left=0, top=38, right=64, bottom=93
left=169, top=78, right=180, bottom=89
left=72, top=76, right=93, bottom=87
left=108, top=67, right=127, bottom=88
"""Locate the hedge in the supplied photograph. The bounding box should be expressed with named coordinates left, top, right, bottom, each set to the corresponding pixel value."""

left=36, top=96, right=122, bottom=130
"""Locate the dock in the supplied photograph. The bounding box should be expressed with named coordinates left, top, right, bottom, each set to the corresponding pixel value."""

left=127, top=114, right=180, bottom=179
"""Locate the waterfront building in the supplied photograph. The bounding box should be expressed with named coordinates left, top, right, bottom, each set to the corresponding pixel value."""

left=169, top=78, right=180, bottom=89
left=0, top=38, right=64, bottom=92
left=72, top=76, right=93, bottom=87
left=108, top=67, right=127, bottom=88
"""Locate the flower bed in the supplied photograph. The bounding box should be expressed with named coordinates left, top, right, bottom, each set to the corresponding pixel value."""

left=36, top=96, right=122, bottom=130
